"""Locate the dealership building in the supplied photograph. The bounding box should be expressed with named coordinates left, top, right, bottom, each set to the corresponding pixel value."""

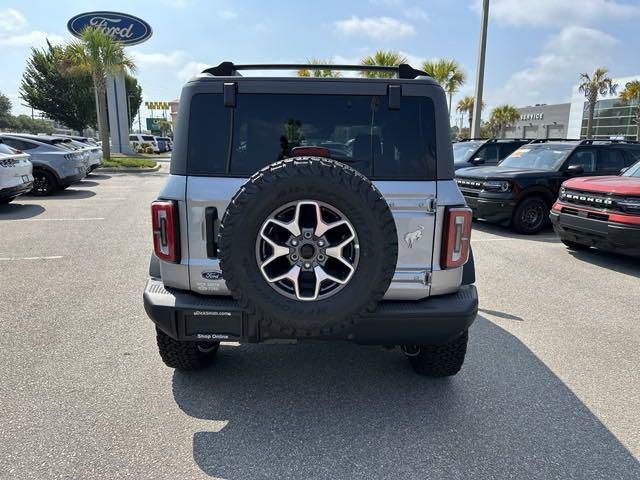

left=503, top=103, right=571, bottom=139
left=505, top=74, right=639, bottom=141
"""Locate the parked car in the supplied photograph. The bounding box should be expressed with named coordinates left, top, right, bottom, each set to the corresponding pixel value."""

left=0, top=141, right=33, bottom=204
left=154, top=136, right=169, bottom=153
left=156, top=136, right=172, bottom=151
left=550, top=159, right=640, bottom=257
left=0, top=134, right=87, bottom=195
left=130, top=134, right=159, bottom=153
left=143, top=61, right=478, bottom=377
left=53, top=134, right=102, bottom=172
left=453, top=138, right=531, bottom=171
left=455, top=139, right=640, bottom=234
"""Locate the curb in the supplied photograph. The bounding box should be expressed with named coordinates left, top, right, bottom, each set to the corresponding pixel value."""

left=96, top=163, right=161, bottom=173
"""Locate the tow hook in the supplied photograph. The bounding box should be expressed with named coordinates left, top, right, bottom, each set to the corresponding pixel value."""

left=401, top=345, right=421, bottom=357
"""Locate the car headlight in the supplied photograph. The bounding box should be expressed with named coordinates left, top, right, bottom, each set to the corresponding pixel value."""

left=617, top=197, right=640, bottom=213
left=483, top=180, right=511, bottom=192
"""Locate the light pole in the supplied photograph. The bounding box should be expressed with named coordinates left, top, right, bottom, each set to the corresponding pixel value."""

left=471, top=0, right=489, bottom=139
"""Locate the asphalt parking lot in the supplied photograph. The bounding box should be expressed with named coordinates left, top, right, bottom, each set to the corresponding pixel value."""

left=1, top=170, right=639, bottom=479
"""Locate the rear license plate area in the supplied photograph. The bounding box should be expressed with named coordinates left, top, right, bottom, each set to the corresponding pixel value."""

left=182, top=310, right=243, bottom=340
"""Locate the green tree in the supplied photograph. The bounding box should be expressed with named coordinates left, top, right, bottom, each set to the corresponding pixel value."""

left=20, top=41, right=95, bottom=132
left=422, top=59, right=466, bottom=114
left=8, top=115, right=54, bottom=134
left=20, top=41, right=143, bottom=133
left=360, top=50, right=408, bottom=78
left=619, top=80, right=640, bottom=141
left=61, top=27, right=135, bottom=160
left=297, top=58, right=341, bottom=78
left=456, top=95, right=484, bottom=134
left=578, top=68, right=616, bottom=139
left=0, top=91, right=11, bottom=128
left=155, top=118, right=172, bottom=137
left=488, top=104, right=520, bottom=138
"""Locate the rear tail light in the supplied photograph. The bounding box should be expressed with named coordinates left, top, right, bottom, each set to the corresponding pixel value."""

left=151, top=201, right=180, bottom=262
left=291, top=146, right=331, bottom=157
left=441, top=207, right=472, bottom=269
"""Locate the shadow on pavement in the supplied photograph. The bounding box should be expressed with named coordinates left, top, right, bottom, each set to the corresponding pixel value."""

left=24, top=189, right=96, bottom=200
left=0, top=203, right=45, bottom=220
left=86, top=174, right=112, bottom=180
left=76, top=180, right=100, bottom=187
left=478, top=308, right=524, bottom=321
left=568, top=249, right=640, bottom=278
left=472, top=220, right=559, bottom=243
left=171, top=317, right=639, bottom=480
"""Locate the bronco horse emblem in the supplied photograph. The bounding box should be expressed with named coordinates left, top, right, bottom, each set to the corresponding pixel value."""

left=404, top=225, right=424, bottom=248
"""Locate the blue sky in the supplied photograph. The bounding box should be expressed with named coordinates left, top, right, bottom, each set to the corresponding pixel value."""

left=1, top=0, right=639, bottom=125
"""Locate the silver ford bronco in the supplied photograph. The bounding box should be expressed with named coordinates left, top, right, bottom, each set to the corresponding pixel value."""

left=143, top=62, right=478, bottom=376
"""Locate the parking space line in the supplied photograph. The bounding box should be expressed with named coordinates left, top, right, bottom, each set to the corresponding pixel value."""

left=4, top=217, right=105, bottom=222
left=0, top=256, right=64, bottom=261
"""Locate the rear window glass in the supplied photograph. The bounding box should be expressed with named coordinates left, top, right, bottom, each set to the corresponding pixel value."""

left=142, top=135, right=155, bottom=141
left=187, top=93, right=437, bottom=179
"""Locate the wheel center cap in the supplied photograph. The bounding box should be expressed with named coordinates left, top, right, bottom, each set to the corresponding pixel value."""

left=299, top=243, right=316, bottom=259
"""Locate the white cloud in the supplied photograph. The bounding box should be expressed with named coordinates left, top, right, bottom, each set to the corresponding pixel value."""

left=178, top=61, right=211, bottom=82
left=489, top=26, right=619, bottom=107
left=132, top=50, right=188, bottom=67
left=473, top=0, right=640, bottom=26
left=334, top=16, right=415, bottom=39
left=219, top=10, right=238, bottom=19
left=402, top=7, right=429, bottom=21
left=0, top=30, right=64, bottom=48
left=0, top=8, right=27, bottom=32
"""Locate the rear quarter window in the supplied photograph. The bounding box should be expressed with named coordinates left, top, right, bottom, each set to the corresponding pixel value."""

left=186, top=92, right=437, bottom=179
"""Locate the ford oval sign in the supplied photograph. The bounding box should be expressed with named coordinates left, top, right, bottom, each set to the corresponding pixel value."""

left=67, top=11, right=152, bottom=46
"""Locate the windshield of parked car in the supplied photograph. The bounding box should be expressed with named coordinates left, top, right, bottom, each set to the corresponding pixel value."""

left=142, top=135, right=155, bottom=142
left=499, top=144, right=573, bottom=170
left=453, top=141, right=484, bottom=166
left=623, top=160, right=640, bottom=177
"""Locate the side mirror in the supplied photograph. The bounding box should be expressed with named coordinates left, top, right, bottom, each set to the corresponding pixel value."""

left=566, top=164, right=584, bottom=175
left=470, top=157, right=485, bottom=166
left=620, top=167, right=629, bottom=174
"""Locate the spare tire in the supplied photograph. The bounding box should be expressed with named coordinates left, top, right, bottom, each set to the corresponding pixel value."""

left=218, top=157, right=398, bottom=337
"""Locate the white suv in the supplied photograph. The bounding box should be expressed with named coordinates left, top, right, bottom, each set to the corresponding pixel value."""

left=129, top=134, right=159, bottom=153
left=0, top=141, right=33, bottom=204
left=0, top=134, right=87, bottom=196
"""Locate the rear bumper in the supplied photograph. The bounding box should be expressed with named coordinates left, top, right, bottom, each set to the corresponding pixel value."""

left=462, top=192, right=515, bottom=224
left=0, top=180, right=33, bottom=199
left=550, top=210, right=640, bottom=256
left=143, top=278, right=478, bottom=345
left=59, top=171, right=86, bottom=187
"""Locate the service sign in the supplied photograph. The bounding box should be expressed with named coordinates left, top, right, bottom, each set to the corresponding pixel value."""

left=67, top=11, right=152, bottom=46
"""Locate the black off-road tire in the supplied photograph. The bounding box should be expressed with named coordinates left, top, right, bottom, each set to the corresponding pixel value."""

left=156, top=328, right=219, bottom=370
left=32, top=169, right=57, bottom=196
left=407, top=330, right=469, bottom=377
left=562, top=239, right=590, bottom=251
left=512, top=196, right=549, bottom=235
left=218, top=157, right=398, bottom=337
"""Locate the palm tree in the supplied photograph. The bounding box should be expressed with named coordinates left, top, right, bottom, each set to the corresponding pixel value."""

left=297, top=58, right=341, bottom=78
left=422, top=59, right=466, bottom=113
left=360, top=50, right=408, bottom=78
left=489, top=104, right=520, bottom=138
left=61, top=27, right=135, bottom=160
left=156, top=118, right=173, bottom=137
left=578, top=68, right=617, bottom=139
left=620, top=80, right=640, bottom=141
left=456, top=95, right=485, bottom=133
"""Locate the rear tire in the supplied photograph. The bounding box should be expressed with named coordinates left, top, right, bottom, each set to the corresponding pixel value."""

left=32, top=170, right=57, bottom=196
left=406, top=330, right=468, bottom=377
left=562, top=239, right=590, bottom=251
left=155, top=328, right=219, bottom=370
left=512, top=196, right=549, bottom=235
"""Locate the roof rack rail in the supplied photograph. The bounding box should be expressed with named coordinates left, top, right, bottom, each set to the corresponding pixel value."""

left=528, top=138, right=582, bottom=144
left=579, top=138, right=640, bottom=145
left=201, top=61, right=429, bottom=80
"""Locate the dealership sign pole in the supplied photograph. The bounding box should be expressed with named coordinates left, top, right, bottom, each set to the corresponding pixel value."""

left=67, top=12, right=152, bottom=154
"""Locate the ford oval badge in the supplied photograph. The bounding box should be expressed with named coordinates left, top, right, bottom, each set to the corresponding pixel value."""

left=202, top=271, right=223, bottom=280
left=67, top=11, right=153, bottom=46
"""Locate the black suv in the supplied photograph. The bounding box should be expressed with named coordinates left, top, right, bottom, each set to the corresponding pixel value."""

left=455, top=139, right=640, bottom=234
left=453, top=138, right=530, bottom=171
